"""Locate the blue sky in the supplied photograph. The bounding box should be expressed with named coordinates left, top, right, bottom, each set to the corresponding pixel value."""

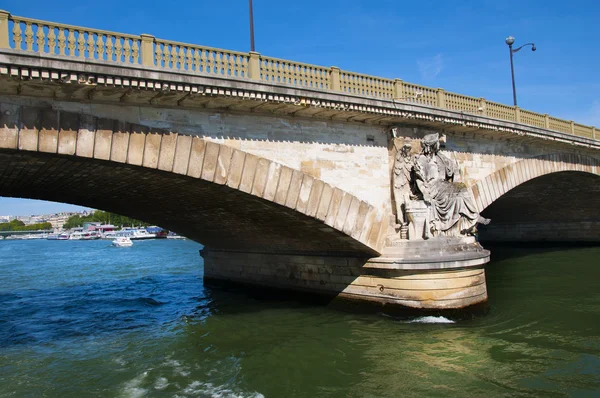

left=1, top=0, right=598, bottom=216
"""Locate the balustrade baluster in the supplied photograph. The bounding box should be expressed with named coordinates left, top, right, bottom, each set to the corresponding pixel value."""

left=96, top=35, right=104, bottom=60
left=114, top=38, right=122, bottom=62
left=57, top=28, right=65, bottom=56
left=154, top=43, right=162, bottom=67
left=178, top=47, right=185, bottom=70
left=25, top=22, right=34, bottom=51
left=170, top=45, right=177, bottom=69
left=47, top=27, right=56, bottom=54
left=87, top=33, right=95, bottom=59
left=132, top=40, right=139, bottom=64
left=13, top=21, right=22, bottom=50
left=67, top=30, right=76, bottom=56
left=186, top=48, right=193, bottom=71
left=200, top=50, right=207, bottom=73
left=193, top=49, right=200, bottom=72
left=124, top=40, right=131, bottom=63
left=106, top=36, right=114, bottom=61
left=207, top=52, right=214, bottom=74
left=36, top=25, right=45, bottom=53
left=77, top=31, right=85, bottom=58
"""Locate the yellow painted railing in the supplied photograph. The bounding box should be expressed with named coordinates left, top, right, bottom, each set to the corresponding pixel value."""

left=0, top=10, right=596, bottom=140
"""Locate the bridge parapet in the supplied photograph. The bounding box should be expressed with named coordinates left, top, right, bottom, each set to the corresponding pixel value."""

left=0, top=9, right=596, bottom=140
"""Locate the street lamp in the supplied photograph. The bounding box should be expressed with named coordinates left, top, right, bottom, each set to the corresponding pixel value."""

left=505, top=36, right=536, bottom=106
left=249, top=0, right=255, bottom=52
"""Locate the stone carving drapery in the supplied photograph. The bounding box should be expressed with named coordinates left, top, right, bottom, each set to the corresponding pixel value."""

left=412, top=133, right=490, bottom=237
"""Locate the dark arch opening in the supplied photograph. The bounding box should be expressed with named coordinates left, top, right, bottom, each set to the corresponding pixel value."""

left=0, top=150, right=374, bottom=256
left=478, top=171, right=600, bottom=244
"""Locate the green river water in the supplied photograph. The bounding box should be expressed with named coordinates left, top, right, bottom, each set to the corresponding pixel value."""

left=0, top=240, right=598, bottom=397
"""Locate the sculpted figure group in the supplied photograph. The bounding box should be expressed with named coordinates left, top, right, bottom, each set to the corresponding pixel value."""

left=393, top=132, right=490, bottom=239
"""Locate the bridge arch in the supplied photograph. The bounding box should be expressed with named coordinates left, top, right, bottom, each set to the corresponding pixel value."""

left=0, top=103, right=384, bottom=256
left=470, top=153, right=600, bottom=213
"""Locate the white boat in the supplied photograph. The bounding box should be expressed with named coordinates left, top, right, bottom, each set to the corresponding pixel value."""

left=112, top=237, right=133, bottom=247
left=57, top=233, right=70, bottom=240
left=69, top=232, right=84, bottom=240
left=167, top=233, right=186, bottom=240
left=116, top=228, right=156, bottom=240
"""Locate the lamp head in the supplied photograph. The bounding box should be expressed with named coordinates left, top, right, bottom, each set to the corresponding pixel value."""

left=505, top=36, right=515, bottom=46
left=531, top=44, right=537, bottom=51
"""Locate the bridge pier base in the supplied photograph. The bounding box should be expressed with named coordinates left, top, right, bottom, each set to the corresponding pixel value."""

left=201, top=237, right=490, bottom=313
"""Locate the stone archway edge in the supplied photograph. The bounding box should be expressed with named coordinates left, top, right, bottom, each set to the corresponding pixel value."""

left=470, top=153, right=600, bottom=212
left=0, top=103, right=387, bottom=254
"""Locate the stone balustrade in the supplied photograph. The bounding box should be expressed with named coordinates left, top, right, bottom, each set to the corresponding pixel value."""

left=0, top=10, right=596, bottom=140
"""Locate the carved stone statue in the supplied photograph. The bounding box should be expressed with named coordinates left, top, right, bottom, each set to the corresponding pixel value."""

left=392, top=143, right=413, bottom=229
left=413, top=133, right=490, bottom=237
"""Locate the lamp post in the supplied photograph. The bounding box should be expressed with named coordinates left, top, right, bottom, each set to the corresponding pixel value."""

left=249, top=0, right=255, bottom=52
left=505, top=36, right=536, bottom=106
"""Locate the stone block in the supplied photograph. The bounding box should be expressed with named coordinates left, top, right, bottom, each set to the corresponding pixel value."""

left=316, top=183, right=333, bottom=221
left=274, top=166, right=293, bottom=205
left=94, top=118, right=114, bottom=160
left=295, top=174, right=315, bottom=213
left=239, top=153, right=258, bottom=193
left=0, top=102, right=19, bottom=149
left=187, top=137, right=207, bottom=178
left=76, top=114, right=97, bottom=158
left=201, top=142, right=221, bottom=182
left=214, top=144, right=233, bottom=184
left=157, top=132, right=178, bottom=172
left=306, top=179, right=324, bottom=217
left=127, top=125, right=147, bottom=166
left=251, top=158, right=271, bottom=197
left=358, top=206, right=378, bottom=243
left=38, top=108, right=59, bottom=153
left=351, top=201, right=370, bottom=239
left=325, top=188, right=344, bottom=227
left=342, top=197, right=361, bottom=235
left=18, top=106, right=40, bottom=151
left=110, top=121, right=130, bottom=163
left=284, top=170, right=304, bottom=209
left=334, top=192, right=353, bottom=230
left=142, top=132, right=162, bottom=169
left=173, top=134, right=193, bottom=175
left=57, top=112, right=79, bottom=155
left=226, top=149, right=245, bottom=188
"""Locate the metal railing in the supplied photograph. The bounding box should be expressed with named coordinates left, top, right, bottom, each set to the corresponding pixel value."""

left=0, top=10, right=596, bottom=139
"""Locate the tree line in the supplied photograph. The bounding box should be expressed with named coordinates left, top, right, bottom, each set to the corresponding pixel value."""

left=0, top=219, right=53, bottom=231
left=62, top=211, right=149, bottom=230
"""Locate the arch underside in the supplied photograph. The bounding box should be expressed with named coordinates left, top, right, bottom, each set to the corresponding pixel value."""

left=478, top=171, right=600, bottom=242
left=0, top=150, right=377, bottom=256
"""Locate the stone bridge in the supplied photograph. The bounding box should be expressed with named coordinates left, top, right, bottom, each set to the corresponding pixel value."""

left=0, top=10, right=598, bottom=312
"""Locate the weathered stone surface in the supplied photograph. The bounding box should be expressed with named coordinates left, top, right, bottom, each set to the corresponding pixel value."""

left=274, top=166, right=293, bottom=205
left=94, top=118, right=114, bottom=161
left=57, top=112, right=78, bottom=155
left=239, top=153, right=258, bottom=193
left=18, top=106, right=39, bottom=151
left=0, top=102, right=19, bottom=149
left=173, top=135, right=193, bottom=175
left=214, top=144, right=232, bottom=185
left=110, top=121, right=130, bottom=163
left=225, top=149, right=245, bottom=188
left=127, top=125, right=147, bottom=166
left=142, top=132, right=162, bottom=169
left=76, top=115, right=97, bottom=158
left=187, top=137, right=206, bottom=178
left=157, top=132, right=177, bottom=171
left=38, top=108, right=58, bottom=153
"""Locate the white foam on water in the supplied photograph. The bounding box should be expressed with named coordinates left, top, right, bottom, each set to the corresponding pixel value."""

left=407, top=316, right=455, bottom=324
left=181, top=380, right=265, bottom=398
left=154, top=377, right=169, bottom=391
left=120, top=371, right=149, bottom=398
